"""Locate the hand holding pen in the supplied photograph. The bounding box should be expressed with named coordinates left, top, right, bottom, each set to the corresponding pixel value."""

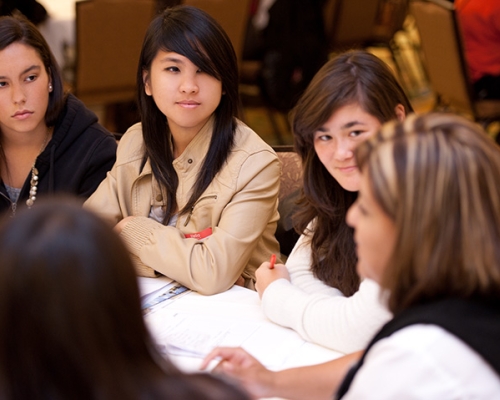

left=255, top=254, right=290, bottom=298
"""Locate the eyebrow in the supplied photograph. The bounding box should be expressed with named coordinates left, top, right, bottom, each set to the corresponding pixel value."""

left=23, top=65, right=41, bottom=74
left=340, top=120, right=366, bottom=130
left=0, top=65, right=41, bottom=80
left=158, top=56, right=184, bottom=64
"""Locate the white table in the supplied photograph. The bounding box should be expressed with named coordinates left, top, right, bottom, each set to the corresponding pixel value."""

left=139, top=277, right=342, bottom=375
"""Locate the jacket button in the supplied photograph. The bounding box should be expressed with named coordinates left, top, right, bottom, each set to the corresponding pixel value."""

left=188, top=159, right=193, bottom=164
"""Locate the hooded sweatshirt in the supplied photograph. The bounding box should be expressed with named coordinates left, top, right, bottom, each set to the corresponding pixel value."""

left=0, top=94, right=117, bottom=215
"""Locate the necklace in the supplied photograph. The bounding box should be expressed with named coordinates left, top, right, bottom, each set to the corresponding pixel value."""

left=25, top=163, right=41, bottom=208
left=3, top=132, right=50, bottom=216
left=25, top=134, right=50, bottom=210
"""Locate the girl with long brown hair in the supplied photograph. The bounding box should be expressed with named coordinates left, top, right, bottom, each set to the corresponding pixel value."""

left=255, top=50, right=413, bottom=353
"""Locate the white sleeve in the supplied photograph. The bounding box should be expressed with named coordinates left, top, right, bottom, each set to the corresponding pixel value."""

left=343, top=325, right=500, bottom=399
left=261, top=221, right=391, bottom=353
left=262, top=278, right=391, bottom=353
left=285, top=230, right=344, bottom=296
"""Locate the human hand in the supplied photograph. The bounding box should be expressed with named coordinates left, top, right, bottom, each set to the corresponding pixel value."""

left=200, top=347, right=276, bottom=399
left=255, top=261, right=290, bottom=299
left=114, top=216, right=135, bottom=234
left=234, top=275, right=246, bottom=287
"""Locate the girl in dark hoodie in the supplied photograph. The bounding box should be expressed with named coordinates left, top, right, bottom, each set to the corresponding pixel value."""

left=0, top=15, right=116, bottom=216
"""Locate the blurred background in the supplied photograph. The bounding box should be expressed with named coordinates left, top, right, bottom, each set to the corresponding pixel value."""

left=8, top=0, right=498, bottom=144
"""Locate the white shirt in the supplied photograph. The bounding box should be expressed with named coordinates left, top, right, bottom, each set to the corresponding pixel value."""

left=343, top=324, right=500, bottom=399
left=261, top=222, right=392, bottom=353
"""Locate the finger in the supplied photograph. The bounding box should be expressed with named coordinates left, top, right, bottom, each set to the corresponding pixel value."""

left=255, top=262, right=271, bottom=274
left=212, top=359, right=236, bottom=374
left=200, top=347, right=241, bottom=370
left=200, top=350, right=223, bottom=370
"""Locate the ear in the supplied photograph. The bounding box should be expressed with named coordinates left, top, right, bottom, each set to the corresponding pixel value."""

left=143, top=69, right=152, bottom=96
left=394, top=104, right=406, bottom=121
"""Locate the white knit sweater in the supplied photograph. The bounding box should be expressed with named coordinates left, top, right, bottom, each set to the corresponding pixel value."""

left=261, top=222, right=392, bottom=353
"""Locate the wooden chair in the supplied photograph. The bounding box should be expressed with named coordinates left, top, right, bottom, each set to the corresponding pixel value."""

left=181, top=0, right=251, bottom=68
left=73, top=0, right=156, bottom=106
left=182, top=0, right=287, bottom=144
left=323, top=0, right=408, bottom=51
left=273, top=145, right=302, bottom=203
left=410, top=0, right=500, bottom=126
left=273, top=145, right=302, bottom=257
left=323, top=0, right=410, bottom=93
left=323, top=0, right=379, bottom=51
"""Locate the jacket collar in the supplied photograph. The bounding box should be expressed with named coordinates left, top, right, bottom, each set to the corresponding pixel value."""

left=172, top=116, right=214, bottom=173
left=147, top=116, right=215, bottom=208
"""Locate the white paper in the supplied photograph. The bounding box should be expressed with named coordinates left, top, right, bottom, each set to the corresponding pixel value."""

left=137, top=276, right=173, bottom=296
left=146, top=307, right=306, bottom=369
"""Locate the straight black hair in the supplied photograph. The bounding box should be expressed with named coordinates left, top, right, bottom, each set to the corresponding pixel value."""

left=136, top=5, right=240, bottom=223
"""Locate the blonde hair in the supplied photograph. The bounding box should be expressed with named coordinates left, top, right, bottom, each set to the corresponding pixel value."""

left=356, top=112, right=500, bottom=314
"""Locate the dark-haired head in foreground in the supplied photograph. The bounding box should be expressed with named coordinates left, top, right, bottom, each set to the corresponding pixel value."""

left=0, top=197, right=249, bottom=399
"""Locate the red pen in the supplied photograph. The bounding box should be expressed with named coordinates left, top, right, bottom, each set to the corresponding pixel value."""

left=269, top=253, right=276, bottom=269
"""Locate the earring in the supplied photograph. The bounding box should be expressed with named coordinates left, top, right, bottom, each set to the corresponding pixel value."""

left=49, top=84, right=53, bottom=92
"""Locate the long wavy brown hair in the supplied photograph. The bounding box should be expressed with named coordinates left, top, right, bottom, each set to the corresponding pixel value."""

left=291, top=50, right=413, bottom=296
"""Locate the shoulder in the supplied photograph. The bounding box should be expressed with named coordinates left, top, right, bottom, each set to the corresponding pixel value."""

left=288, top=220, right=315, bottom=253
left=232, top=120, right=277, bottom=159
left=215, top=120, right=279, bottom=186
left=371, top=324, right=492, bottom=361
left=357, top=279, right=385, bottom=297
left=55, top=94, right=115, bottom=143
left=114, top=122, right=146, bottom=166
left=347, top=325, right=500, bottom=399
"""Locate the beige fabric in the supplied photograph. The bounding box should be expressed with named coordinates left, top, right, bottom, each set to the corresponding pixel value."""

left=85, top=118, right=280, bottom=295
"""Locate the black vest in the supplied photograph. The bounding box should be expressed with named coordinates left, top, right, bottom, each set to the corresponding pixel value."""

left=336, top=297, right=500, bottom=399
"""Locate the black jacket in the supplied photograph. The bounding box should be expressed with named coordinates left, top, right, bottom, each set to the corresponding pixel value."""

left=0, top=94, right=117, bottom=216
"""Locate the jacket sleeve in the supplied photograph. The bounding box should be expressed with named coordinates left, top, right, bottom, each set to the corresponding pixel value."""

left=119, top=150, right=280, bottom=295
left=83, top=130, right=141, bottom=225
left=261, top=235, right=392, bottom=353
left=78, top=131, right=117, bottom=199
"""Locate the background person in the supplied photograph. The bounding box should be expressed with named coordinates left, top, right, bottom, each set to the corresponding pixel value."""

left=255, top=50, right=412, bottom=353
left=0, top=0, right=48, bottom=25
left=456, top=0, right=500, bottom=99
left=0, top=15, right=117, bottom=217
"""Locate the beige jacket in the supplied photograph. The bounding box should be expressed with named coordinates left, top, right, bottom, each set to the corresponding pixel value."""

left=85, top=118, right=280, bottom=295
